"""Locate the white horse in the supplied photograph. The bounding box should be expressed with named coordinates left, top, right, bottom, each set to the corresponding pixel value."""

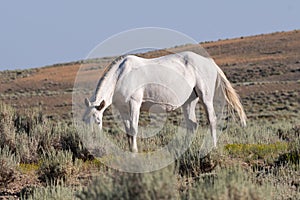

left=83, top=51, right=246, bottom=153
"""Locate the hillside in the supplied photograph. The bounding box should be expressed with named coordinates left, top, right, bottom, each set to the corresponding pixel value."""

left=0, top=30, right=299, bottom=199
left=0, top=30, right=299, bottom=121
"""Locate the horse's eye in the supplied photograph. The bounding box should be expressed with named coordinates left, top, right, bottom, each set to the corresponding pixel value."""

left=95, top=105, right=101, bottom=111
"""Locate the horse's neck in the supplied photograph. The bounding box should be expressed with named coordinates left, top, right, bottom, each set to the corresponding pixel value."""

left=93, top=60, right=121, bottom=105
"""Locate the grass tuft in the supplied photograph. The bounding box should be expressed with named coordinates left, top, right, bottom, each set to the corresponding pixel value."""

left=0, top=145, right=19, bottom=187
left=37, top=150, right=82, bottom=183
left=77, top=165, right=178, bottom=200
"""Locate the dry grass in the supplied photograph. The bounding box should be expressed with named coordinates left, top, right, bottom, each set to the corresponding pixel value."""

left=0, top=101, right=299, bottom=199
left=0, top=30, right=299, bottom=199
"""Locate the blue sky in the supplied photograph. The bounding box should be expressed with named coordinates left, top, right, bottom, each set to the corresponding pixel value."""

left=0, top=0, right=299, bottom=70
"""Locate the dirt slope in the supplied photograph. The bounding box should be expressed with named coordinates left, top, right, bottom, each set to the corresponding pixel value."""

left=0, top=30, right=299, bottom=121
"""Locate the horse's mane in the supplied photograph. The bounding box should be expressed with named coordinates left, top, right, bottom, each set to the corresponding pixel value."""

left=100, top=55, right=126, bottom=80
left=93, top=55, right=126, bottom=101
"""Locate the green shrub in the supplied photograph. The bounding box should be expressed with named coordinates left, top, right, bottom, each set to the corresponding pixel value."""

left=14, top=109, right=44, bottom=135
left=256, top=164, right=300, bottom=199
left=60, top=125, right=94, bottom=161
left=0, top=101, right=16, bottom=152
left=225, top=142, right=289, bottom=163
left=15, top=131, right=40, bottom=164
left=0, top=145, right=19, bottom=187
left=77, top=165, right=178, bottom=200
left=24, top=184, right=77, bottom=200
left=177, top=128, right=218, bottom=177
left=177, top=148, right=217, bottom=177
left=275, top=138, right=300, bottom=167
left=37, top=150, right=81, bottom=183
left=19, top=163, right=40, bottom=173
left=186, top=166, right=272, bottom=200
left=0, top=101, right=45, bottom=163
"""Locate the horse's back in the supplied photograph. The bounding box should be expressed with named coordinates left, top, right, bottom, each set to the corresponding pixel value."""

left=114, top=51, right=218, bottom=108
left=114, top=52, right=200, bottom=107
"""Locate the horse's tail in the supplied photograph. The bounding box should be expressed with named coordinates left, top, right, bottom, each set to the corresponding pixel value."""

left=214, top=62, right=247, bottom=126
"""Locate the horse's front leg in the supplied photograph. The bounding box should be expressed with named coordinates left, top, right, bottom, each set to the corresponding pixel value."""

left=121, top=116, right=132, bottom=152
left=120, top=111, right=135, bottom=152
left=129, top=99, right=141, bottom=153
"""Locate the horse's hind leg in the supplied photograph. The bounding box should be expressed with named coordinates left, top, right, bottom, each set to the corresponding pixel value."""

left=203, top=101, right=217, bottom=147
left=195, top=88, right=217, bottom=147
left=182, top=91, right=198, bottom=133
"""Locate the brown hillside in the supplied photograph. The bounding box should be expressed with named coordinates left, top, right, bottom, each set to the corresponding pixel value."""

left=0, top=30, right=299, bottom=121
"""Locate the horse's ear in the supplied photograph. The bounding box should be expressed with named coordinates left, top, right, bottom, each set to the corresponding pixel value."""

left=95, top=100, right=105, bottom=111
left=85, top=98, right=91, bottom=107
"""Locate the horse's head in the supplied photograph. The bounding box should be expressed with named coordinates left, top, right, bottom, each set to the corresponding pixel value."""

left=83, top=98, right=106, bottom=130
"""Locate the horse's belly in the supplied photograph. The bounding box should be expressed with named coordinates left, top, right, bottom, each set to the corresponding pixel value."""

left=142, top=84, right=192, bottom=111
left=141, top=101, right=179, bottom=112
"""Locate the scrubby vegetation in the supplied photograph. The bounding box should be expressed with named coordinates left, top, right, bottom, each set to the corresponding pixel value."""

left=0, top=30, right=299, bottom=199
left=0, top=101, right=299, bottom=199
left=77, top=165, right=178, bottom=200
left=0, top=146, right=19, bottom=187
